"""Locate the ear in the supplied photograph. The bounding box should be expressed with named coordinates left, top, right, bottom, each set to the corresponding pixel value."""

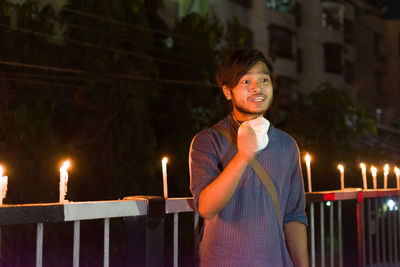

left=222, top=86, right=232, bottom=100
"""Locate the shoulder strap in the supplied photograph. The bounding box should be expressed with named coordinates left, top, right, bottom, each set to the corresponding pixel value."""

left=212, top=125, right=283, bottom=230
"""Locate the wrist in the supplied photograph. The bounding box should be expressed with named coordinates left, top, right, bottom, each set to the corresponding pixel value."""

left=236, top=150, right=255, bottom=163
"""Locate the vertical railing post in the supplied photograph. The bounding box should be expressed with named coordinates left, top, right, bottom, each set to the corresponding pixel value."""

left=0, top=226, right=2, bottom=266
left=310, top=203, right=315, bottom=267
left=338, top=200, right=343, bottom=267
left=330, top=201, right=334, bottom=267
left=356, top=192, right=365, bottom=267
left=124, top=196, right=165, bottom=267
left=375, top=198, right=381, bottom=266
left=320, top=202, right=325, bottom=267
left=104, top=218, right=110, bottom=267
left=395, top=197, right=399, bottom=265
left=367, top=198, right=373, bottom=266
left=388, top=208, right=393, bottom=266
left=382, top=198, right=387, bottom=265
left=36, top=223, right=43, bottom=267
left=173, top=213, right=178, bottom=267
left=73, top=220, right=80, bottom=267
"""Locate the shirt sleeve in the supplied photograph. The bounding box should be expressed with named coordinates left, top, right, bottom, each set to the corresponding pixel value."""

left=189, top=129, right=222, bottom=212
left=283, top=142, right=308, bottom=227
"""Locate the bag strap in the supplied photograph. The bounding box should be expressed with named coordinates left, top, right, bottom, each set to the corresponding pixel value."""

left=213, top=125, right=283, bottom=230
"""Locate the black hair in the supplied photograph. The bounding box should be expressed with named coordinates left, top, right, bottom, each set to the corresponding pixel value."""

left=215, top=49, right=274, bottom=89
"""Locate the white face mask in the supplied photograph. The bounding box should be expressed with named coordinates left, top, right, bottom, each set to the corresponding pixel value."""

left=239, top=116, right=270, bottom=151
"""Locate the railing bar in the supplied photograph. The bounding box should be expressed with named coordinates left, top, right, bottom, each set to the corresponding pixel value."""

left=320, top=202, right=325, bottom=267
left=73, top=220, right=80, bottom=267
left=36, top=222, right=43, bottom=267
left=388, top=207, right=393, bottom=266
left=330, top=201, right=334, bottom=267
left=375, top=198, right=380, bottom=266
left=104, top=218, right=109, bottom=267
left=368, top=199, right=373, bottom=266
left=338, top=200, right=343, bottom=267
left=310, top=203, right=315, bottom=267
left=360, top=200, right=366, bottom=267
left=395, top=197, right=399, bottom=264
left=382, top=198, right=387, bottom=265
left=173, top=213, right=178, bottom=267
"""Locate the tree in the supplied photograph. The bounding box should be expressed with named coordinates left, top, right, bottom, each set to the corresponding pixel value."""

left=276, top=84, right=377, bottom=190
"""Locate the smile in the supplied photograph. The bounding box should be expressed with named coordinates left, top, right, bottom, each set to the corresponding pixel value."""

left=249, top=94, right=266, bottom=102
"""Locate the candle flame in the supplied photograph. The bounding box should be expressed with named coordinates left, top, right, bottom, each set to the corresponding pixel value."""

left=384, top=164, right=389, bottom=175
left=338, top=164, right=344, bottom=172
left=60, top=160, right=70, bottom=172
left=371, top=166, right=377, bottom=176
left=305, top=154, right=311, bottom=163
left=360, top=163, right=366, bottom=170
left=162, top=157, right=168, bottom=164
left=395, top=167, right=400, bottom=176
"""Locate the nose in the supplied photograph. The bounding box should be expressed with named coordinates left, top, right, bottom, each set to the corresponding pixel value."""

left=250, top=80, right=261, bottom=93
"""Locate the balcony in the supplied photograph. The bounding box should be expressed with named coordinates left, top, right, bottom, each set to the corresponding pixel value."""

left=0, top=189, right=399, bottom=266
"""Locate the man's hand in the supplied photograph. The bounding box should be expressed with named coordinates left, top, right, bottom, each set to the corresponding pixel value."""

left=237, top=125, right=258, bottom=161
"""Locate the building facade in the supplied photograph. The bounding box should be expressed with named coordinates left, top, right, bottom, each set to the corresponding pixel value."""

left=164, top=0, right=400, bottom=128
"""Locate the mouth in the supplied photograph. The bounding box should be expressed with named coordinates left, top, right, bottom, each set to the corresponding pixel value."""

left=249, top=94, right=266, bottom=102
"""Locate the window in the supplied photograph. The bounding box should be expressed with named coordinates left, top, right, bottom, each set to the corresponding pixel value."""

left=0, top=4, right=11, bottom=25
left=374, top=71, right=384, bottom=107
left=228, top=0, right=252, bottom=8
left=266, top=0, right=294, bottom=12
left=375, top=71, right=384, bottom=96
left=321, top=2, right=343, bottom=31
left=398, top=33, right=400, bottom=56
left=297, top=48, right=303, bottom=73
left=294, top=3, right=301, bottom=27
left=344, top=61, right=354, bottom=84
left=343, top=19, right=354, bottom=44
left=374, top=32, right=385, bottom=61
left=269, top=25, right=293, bottom=60
left=324, top=43, right=342, bottom=74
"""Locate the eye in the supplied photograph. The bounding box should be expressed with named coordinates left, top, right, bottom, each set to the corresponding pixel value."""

left=260, top=78, right=270, bottom=83
left=241, top=80, right=250, bottom=84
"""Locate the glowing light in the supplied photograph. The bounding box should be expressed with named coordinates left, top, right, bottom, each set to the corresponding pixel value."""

left=326, top=201, right=331, bottom=207
left=338, top=164, right=344, bottom=190
left=0, top=165, right=8, bottom=206
left=360, top=163, right=367, bottom=190
left=371, top=166, right=377, bottom=189
left=387, top=199, right=395, bottom=211
left=384, top=164, right=390, bottom=189
left=395, top=167, right=400, bottom=189
left=59, top=160, right=71, bottom=203
left=304, top=154, right=312, bottom=193
left=162, top=157, right=169, bottom=199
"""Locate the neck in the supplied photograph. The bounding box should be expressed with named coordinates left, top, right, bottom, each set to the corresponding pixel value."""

left=231, top=111, right=263, bottom=122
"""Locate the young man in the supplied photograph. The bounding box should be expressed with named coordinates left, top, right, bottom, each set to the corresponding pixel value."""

left=189, top=49, right=309, bottom=266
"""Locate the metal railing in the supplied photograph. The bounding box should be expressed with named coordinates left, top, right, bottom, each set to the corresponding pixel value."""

left=0, top=190, right=400, bottom=266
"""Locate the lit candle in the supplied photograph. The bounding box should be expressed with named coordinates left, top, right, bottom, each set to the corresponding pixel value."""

left=360, top=163, right=367, bottom=190
left=371, top=166, right=377, bottom=189
left=162, top=157, right=168, bottom=199
left=338, top=164, right=345, bottom=190
left=304, top=154, right=312, bottom=193
left=383, top=164, right=389, bottom=189
left=395, top=167, right=400, bottom=189
left=59, top=160, right=70, bottom=203
left=0, top=166, right=8, bottom=206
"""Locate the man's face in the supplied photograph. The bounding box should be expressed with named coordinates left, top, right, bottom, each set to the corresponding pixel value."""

left=223, top=61, right=273, bottom=121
